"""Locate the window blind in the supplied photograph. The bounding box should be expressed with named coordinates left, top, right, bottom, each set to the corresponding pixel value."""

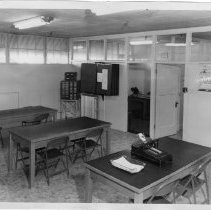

left=0, top=33, right=6, bottom=63
left=9, top=34, right=44, bottom=64
left=46, top=37, right=68, bottom=64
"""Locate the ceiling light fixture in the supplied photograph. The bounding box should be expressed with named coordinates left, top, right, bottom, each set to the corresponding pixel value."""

left=13, top=16, right=54, bottom=30
left=129, top=36, right=153, bottom=45
left=164, top=42, right=196, bottom=46
left=165, top=43, right=186, bottom=47
left=129, top=40, right=153, bottom=45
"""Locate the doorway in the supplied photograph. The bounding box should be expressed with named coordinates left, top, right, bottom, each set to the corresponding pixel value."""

left=154, top=63, right=184, bottom=140
left=127, top=63, right=151, bottom=136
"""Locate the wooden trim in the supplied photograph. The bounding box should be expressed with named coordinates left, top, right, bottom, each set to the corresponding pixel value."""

left=183, top=32, right=192, bottom=141
left=150, top=35, right=157, bottom=139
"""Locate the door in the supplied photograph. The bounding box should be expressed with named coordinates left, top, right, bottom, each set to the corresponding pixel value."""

left=154, top=64, right=180, bottom=138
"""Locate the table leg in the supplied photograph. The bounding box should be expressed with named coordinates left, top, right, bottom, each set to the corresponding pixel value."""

left=8, top=133, right=14, bottom=172
left=134, top=193, right=144, bottom=203
left=85, top=168, right=93, bottom=203
left=105, top=127, right=111, bottom=155
left=207, top=162, right=211, bottom=203
left=52, top=112, right=57, bottom=121
left=29, top=143, right=35, bottom=188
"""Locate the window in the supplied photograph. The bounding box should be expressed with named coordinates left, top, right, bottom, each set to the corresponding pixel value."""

left=72, top=41, right=87, bottom=61
left=191, top=32, right=211, bottom=62
left=46, top=37, right=68, bottom=64
left=106, top=38, right=125, bottom=60
left=128, top=36, right=152, bottom=61
left=0, top=33, right=6, bottom=63
left=9, top=34, right=44, bottom=64
left=89, top=40, right=104, bottom=60
left=156, top=34, right=186, bottom=62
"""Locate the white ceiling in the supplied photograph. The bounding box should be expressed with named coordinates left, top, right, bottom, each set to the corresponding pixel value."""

left=1, top=2, right=211, bottom=38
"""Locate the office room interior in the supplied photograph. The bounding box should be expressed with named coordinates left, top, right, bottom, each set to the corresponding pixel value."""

left=1, top=0, right=211, bottom=207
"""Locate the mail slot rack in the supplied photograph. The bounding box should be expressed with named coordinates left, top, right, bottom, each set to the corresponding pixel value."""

left=60, top=72, right=79, bottom=100
left=60, top=80, right=78, bottom=100
left=65, top=72, right=77, bottom=81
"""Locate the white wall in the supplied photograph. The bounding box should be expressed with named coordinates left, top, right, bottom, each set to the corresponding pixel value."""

left=183, top=63, right=211, bottom=147
left=98, top=64, right=128, bottom=131
left=71, top=62, right=128, bottom=131
left=0, top=64, right=79, bottom=117
left=0, top=62, right=128, bottom=131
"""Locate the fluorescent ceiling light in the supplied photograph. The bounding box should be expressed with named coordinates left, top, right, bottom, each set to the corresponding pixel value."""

left=164, top=42, right=195, bottom=46
left=129, top=40, right=153, bottom=45
left=13, top=16, right=54, bottom=30
left=165, top=43, right=186, bottom=46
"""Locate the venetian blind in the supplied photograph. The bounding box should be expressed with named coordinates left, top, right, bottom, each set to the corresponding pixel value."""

left=9, top=34, right=44, bottom=64
left=46, top=37, right=68, bottom=64
left=0, top=33, right=6, bottom=63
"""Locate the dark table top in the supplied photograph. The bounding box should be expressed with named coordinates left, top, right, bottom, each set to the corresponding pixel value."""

left=9, top=117, right=111, bottom=142
left=0, top=106, right=57, bottom=118
left=86, top=137, right=211, bottom=191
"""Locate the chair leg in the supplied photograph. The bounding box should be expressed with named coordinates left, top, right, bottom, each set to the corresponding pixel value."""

left=201, top=186, right=207, bottom=203
left=0, top=130, right=4, bottom=148
left=65, top=153, right=69, bottom=178
left=82, top=140, right=88, bottom=162
left=191, top=179, right=197, bottom=204
left=62, top=156, right=69, bottom=178
left=43, top=155, right=50, bottom=185
left=15, top=144, right=19, bottom=169
left=45, top=163, right=50, bottom=186
left=100, top=144, right=103, bottom=157
left=204, top=171, right=210, bottom=204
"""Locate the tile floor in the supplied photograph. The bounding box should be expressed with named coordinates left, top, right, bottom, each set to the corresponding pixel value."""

left=0, top=129, right=208, bottom=204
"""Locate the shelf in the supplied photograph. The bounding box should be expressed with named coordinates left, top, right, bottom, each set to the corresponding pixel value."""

left=60, top=99, right=80, bottom=119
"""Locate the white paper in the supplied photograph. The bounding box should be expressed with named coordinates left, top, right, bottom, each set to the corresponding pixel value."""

left=111, top=156, right=144, bottom=173
left=97, top=72, right=103, bottom=82
left=102, top=69, right=108, bottom=90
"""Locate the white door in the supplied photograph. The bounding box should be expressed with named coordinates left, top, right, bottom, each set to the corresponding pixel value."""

left=155, top=64, right=180, bottom=138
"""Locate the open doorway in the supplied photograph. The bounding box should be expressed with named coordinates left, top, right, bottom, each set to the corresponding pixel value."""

left=127, top=63, right=151, bottom=136
left=154, top=63, right=184, bottom=140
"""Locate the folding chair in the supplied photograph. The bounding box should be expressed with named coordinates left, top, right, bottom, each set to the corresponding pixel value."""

left=0, top=127, right=3, bottom=147
left=173, top=158, right=211, bottom=204
left=15, top=113, right=49, bottom=169
left=36, top=136, right=70, bottom=185
left=144, top=180, right=179, bottom=204
left=22, top=113, right=49, bottom=126
left=73, top=128, right=104, bottom=162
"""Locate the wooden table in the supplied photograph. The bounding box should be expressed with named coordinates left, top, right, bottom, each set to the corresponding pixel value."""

left=8, top=117, right=111, bottom=188
left=85, top=137, right=211, bottom=203
left=0, top=106, right=57, bottom=128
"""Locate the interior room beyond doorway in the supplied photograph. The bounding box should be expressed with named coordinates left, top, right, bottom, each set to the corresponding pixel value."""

left=128, top=63, right=151, bottom=136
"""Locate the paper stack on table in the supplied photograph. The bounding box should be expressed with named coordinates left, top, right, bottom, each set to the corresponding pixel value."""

left=110, top=156, right=144, bottom=174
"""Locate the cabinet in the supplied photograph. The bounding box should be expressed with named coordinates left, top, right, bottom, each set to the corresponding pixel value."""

left=128, top=95, right=150, bottom=135
left=80, top=63, right=119, bottom=96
